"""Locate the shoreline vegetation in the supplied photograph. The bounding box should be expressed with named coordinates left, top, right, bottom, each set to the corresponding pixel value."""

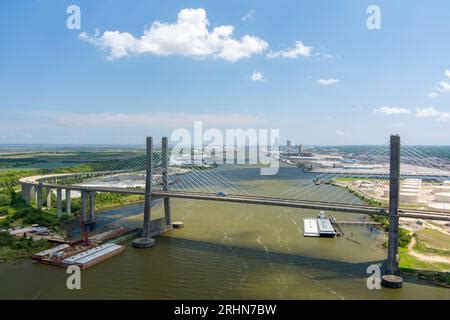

left=0, top=161, right=449, bottom=286
left=333, top=177, right=450, bottom=286
left=0, top=158, right=144, bottom=262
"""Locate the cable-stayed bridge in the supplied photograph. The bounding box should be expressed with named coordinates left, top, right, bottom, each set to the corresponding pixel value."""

left=19, top=135, right=450, bottom=286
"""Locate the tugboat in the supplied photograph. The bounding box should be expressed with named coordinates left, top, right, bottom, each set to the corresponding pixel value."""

left=317, top=211, right=326, bottom=219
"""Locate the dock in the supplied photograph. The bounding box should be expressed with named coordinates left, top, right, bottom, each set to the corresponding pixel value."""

left=332, top=221, right=381, bottom=225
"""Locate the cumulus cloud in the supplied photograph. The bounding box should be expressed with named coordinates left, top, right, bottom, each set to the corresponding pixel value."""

left=250, top=71, right=264, bottom=81
left=428, top=92, right=439, bottom=98
left=79, top=8, right=268, bottom=62
left=267, top=41, right=313, bottom=59
left=416, top=107, right=450, bottom=121
left=317, top=78, right=339, bottom=86
left=437, top=81, right=450, bottom=93
left=445, top=69, right=450, bottom=79
left=373, top=107, right=411, bottom=115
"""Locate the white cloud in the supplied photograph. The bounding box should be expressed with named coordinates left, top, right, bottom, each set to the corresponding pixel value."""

left=267, top=41, right=313, bottom=59
left=335, top=130, right=345, bottom=136
left=428, top=92, right=439, bottom=98
left=250, top=71, right=264, bottom=81
left=445, top=69, right=450, bottom=79
left=241, top=10, right=254, bottom=21
left=437, top=81, right=450, bottom=93
left=373, top=107, right=411, bottom=115
left=316, top=53, right=335, bottom=61
left=416, top=107, right=450, bottom=121
left=80, top=8, right=268, bottom=62
left=317, top=78, right=339, bottom=86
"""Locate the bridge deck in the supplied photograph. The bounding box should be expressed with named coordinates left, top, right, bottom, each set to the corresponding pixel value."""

left=20, top=178, right=450, bottom=221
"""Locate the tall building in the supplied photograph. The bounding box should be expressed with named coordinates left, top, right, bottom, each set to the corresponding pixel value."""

left=286, top=140, right=291, bottom=148
left=299, top=144, right=304, bottom=155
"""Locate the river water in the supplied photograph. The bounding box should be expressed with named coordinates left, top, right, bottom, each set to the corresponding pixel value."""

left=0, top=166, right=449, bottom=299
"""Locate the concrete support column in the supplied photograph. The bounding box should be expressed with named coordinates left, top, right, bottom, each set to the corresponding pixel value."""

left=132, top=137, right=155, bottom=248
left=56, top=188, right=62, bottom=216
left=22, top=184, right=30, bottom=204
left=65, top=189, right=71, bottom=215
left=46, top=187, right=52, bottom=210
left=21, top=184, right=26, bottom=201
left=36, top=184, right=43, bottom=210
left=29, top=185, right=35, bottom=205
left=81, top=191, right=87, bottom=223
left=89, top=192, right=95, bottom=223
left=162, top=136, right=171, bottom=226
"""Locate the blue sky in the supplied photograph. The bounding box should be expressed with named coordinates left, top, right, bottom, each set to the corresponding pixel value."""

left=0, top=0, right=449, bottom=145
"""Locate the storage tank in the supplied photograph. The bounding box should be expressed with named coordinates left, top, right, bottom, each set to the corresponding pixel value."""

left=434, top=192, right=450, bottom=203
left=400, top=192, right=418, bottom=203
left=432, top=185, right=450, bottom=193
left=428, top=202, right=450, bottom=212
left=400, top=188, right=420, bottom=194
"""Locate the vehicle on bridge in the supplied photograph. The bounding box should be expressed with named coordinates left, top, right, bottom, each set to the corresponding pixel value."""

left=217, top=191, right=227, bottom=197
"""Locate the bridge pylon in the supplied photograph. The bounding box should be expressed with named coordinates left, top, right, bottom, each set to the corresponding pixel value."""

left=382, top=134, right=403, bottom=288
left=162, top=137, right=171, bottom=226
left=132, top=136, right=156, bottom=248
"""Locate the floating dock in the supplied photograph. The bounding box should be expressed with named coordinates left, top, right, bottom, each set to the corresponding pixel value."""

left=32, top=244, right=70, bottom=262
left=332, top=221, right=381, bottom=225
left=303, top=218, right=320, bottom=237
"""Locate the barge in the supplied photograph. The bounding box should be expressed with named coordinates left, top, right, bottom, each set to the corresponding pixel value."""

left=32, top=227, right=132, bottom=269
left=62, top=243, right=125, bottom=269
left=303, top=218, right=320, bottom=237
left=303, top=211, right=337, bottom=238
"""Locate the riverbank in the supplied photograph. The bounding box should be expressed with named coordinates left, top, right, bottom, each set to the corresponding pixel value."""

left=332, top=178, right=450, bottom=274
left=0, top=231, right=51, bottom=263
left=2, top=195, right=449, bottom=300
